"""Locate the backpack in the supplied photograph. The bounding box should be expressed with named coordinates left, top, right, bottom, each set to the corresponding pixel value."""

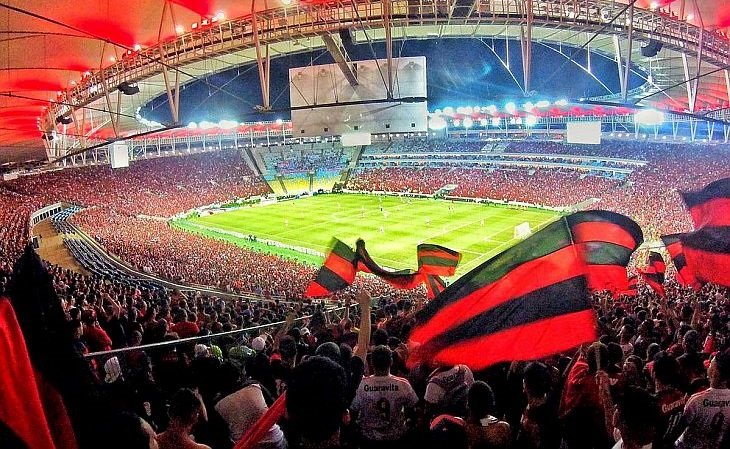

left=428, top=365, right=470, bottom=417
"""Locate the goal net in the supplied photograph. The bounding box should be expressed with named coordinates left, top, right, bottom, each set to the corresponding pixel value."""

left=514, top=222, right=532, bottom=239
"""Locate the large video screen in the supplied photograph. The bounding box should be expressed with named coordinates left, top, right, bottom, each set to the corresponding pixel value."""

left=290, top=56, right=427, bottom=136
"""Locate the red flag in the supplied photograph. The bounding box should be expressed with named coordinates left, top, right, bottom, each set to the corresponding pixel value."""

left=679, top=178, right=730, bottom=287
left=0, top=297, right=58, bottom=449
left=638, top=252, right=666, bottom=298
left=408, top=215, right=599, bottom=370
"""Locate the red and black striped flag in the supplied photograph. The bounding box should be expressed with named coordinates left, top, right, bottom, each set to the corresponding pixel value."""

left=681, top=177, right=730, bottom=228
left=305, top=239, right=461, bottom=299
left=679, top=178, right=730, bottom=287
left=355, top=240, right=460, bottom=298
left=660, top=234, right=701, bottom=289
left=566, top=210, right=644, bottom=296
left=623, top=274, right=638, bottom=297
left=408, top=214, right=608, bottom=370
left=638, top=252, right=666, bottom=298
left=304, top=239, right=358, bottom=298
left=1, top=246, right=96, bottom=449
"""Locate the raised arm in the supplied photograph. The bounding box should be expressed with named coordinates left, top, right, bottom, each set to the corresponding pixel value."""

left=354, top=290, right=371, bottom=362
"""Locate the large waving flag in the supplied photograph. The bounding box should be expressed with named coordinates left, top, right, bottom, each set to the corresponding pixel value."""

left=660, top=234, right=701, bottom=289
left=305, top=239, right=461, bottom=299
left=679, top=178, right=730, bottom=287
left=638, top=252, right=666, bottom=298
left=0, top=296, right=58, bottom=449
left=566, top=210, right=643, bottom=295
left=1, top=246, right=97, bottom=449
left=408, top=213, right=614, bottom=370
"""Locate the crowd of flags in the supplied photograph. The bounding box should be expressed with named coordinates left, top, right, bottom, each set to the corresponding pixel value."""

left=0, top=177, right=728, bottom=448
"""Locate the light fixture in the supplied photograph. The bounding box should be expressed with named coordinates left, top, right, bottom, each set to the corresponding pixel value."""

left=187, top=122, right=198, bottom=129
left=525, top=115, right=538, bottom=127
left=486, top=105, right=497, bottom=114
left=634, top=109, right=665, bottom=126
left=555, top=99, right=569, bottom=106
left=463, top=117, right=474, bottom=128
left=686, top=13, right=694, bottom=21
left=218, top=119, right=238, bottom=130
left=110, top=56, right=117, bottom=63
left=535, top=100, right=550, bottom=108
left=282, top=0, right=292, bottom=5
left=70, top=80, right=77, bottom=86
left=504, top=102, right=516, bottom=114
left=214, top=11, right=225, bottom=20
left=175, top=25, right=185, bottom=34
left=117, top=81, right=140, bottom=95
left=133, top=44, right=142, bottom=51
left=429, top=115, right=447, bottom=130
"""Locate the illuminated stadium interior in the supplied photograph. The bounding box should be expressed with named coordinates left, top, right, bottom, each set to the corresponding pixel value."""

left=1, top=2, right=730, bottom=449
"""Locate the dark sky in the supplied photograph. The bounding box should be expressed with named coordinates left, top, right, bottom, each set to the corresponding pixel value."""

left=141, top=38, right=644, bottom=124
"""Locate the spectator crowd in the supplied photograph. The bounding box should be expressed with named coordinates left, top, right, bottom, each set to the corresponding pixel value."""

left=0, top=140, right=729, bottom=449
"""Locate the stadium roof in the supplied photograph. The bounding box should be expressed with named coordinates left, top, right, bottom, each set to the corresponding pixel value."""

left=1, top=0, right=729, bottom=162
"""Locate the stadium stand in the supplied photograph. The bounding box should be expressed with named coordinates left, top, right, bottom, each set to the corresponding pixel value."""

left=1, top=140, right=730, bottom=449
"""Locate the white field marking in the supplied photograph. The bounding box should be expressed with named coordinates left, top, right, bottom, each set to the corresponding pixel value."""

left=417, top=208, right=515, bottom=244
left=456, top=215, right=559, bottom=274
left=272, top=197, right=415, bottom=239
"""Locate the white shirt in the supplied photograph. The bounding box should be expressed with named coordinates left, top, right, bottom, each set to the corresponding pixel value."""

left=424, top=364, right=475, bottom=404
left=676, top=387, right=730, bottom=449
left=611, top=440, right=651, bottom=449
left=214, top=384, right=284, bottom=445
left=351, top=374, right=419, bottom=441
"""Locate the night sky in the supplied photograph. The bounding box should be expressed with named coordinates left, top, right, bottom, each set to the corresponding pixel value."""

left=141, top=38, right=645, bottom=124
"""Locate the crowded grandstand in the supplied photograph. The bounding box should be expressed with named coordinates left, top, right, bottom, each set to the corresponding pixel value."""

left=2, top=1, right=730, bottom=449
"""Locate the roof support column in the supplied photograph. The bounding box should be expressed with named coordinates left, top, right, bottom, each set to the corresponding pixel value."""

left=322, top=34, right=359, bottom=86
left=383, top=0, right=394, bottom=99
left=621, top=2, right=635, bottom=102
left=158, top=0, right=180, bottom=123
left=252, top=8, right=271, bottom=110
left=613, top=36, right=625, bottom=100
left=520, top=0, right=533, bottom=94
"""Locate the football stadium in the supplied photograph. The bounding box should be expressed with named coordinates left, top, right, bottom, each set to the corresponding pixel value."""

left=1, top=1, right=730, bottom=449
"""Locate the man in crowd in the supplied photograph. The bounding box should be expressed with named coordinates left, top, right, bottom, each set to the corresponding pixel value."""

left=675, top=350, right=730, bottom=449
left=286, top=356, right=349, bottom=449
left=351, top=345, right=419, bottom=449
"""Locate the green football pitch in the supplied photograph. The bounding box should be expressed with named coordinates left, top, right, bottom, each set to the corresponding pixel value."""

left=177, top=194, right=559, bottom=277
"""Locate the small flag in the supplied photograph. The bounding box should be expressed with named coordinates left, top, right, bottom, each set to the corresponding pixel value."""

left=408, top=215, right=600, bottom=370
left=566, top=210, right=643, bottom=296
left=660, top=234, right=701, bottom=289
left=638, top=252, right=666, bottom=298
left=679, top=178, right=730, bottom=287
left=305, top=239, right=461, bottom=299
left=623, top=274, right=638, bottom=296
left=304, top=239, right=358, bottom=298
